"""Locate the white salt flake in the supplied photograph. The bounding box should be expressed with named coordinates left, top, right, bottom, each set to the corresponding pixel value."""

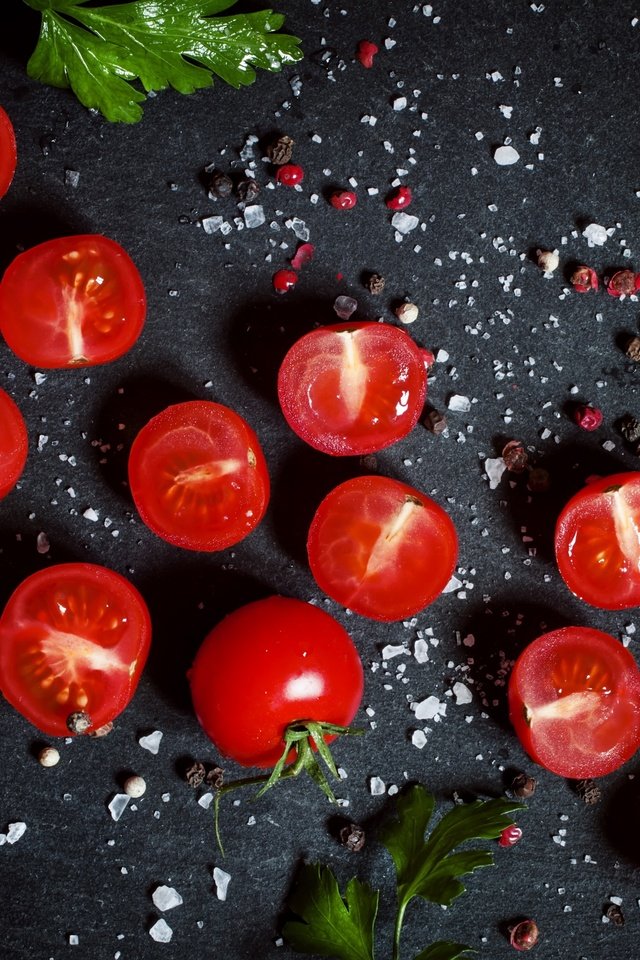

left=494, top=145, right=520, bottom=166
left=443, top=574, right=462, bottom=593
left=152, top=885, right=183, bottom=912
left=413, top=696, right=441, bottom=720
left=382, top=644, right=409, bottom=660
left=108, top=794, right=130, bottom=822
left=369, top=776, right=386, bottom=796
left=198, top=792, right=214, bottom=810
left=413, top=638, right=429, bottom=663
left=393, top=96, right=407, bottom=111
left=201, top=215, right=224, bottom=234
left=213, top=867, right=231, bottom=901
left=149, top=919, right=173, bottom=943
left=453, top=682, right=473, bottom=705
left=139, top=730, right=163, bottom=754
left=448, top=394, right=471, bottom=413
left=583, top=222, right=608, bottom=246
left=244, top=205, right=265, bottom=229
left=6, top=822, right=26, bottom=844
left=391, top=212, right=419, bottom=234
left=485, top=457, right=506, bottom=489
left=411, top=730, right=428, bottom=749
left=34, top=372, right=47, bottom=385
left=83, top=507, right=99, bottom=522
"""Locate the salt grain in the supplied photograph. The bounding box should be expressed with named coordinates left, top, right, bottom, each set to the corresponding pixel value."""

left=6, top=822, right=26, bottom=844
left=149, top=919, right=173, bottom=943
left=108, top=794, right=130, bottom=822
left=213, top=867, right=231, bottom=901
left=369, top=776, right=386, bottom=795
left=494, top=145, right=520, bottom=165
left=582, top=222, right=608, bottom=246
left=139, top=730, right=163, bottom=754
left=391, top=212, right=419, bottom=234
left=152, top=885, right=183, bottom=912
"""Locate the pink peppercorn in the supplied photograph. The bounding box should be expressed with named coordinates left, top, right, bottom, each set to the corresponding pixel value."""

left=570, top=265, right=598, bottom=293
left=606, top=269, right=640, bottom=297
left=509, top=920, right=539, bottom=952
left=330, top=190, right=357, bottom=210
left=290, top=243, right=315, bottom=271
left=276, top=164, right=304, bottom=187
left=356, top=40, right=378, bottom=68
left=574, top=405, right=603, bottom=431
left=272, top=269, right=298, bottom=294
left=498, top=825, right=523, bottom=847
left=386, top=186, right=413, bottom=210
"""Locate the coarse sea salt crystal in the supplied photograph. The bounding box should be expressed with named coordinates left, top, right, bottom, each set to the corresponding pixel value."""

left=391, top=212, right=419, bottom=234
left=108, top=794, right=130, bottom=822
left=201, top=215, right=224, bottom=234
left=485, top=457, right=506, bottom=489
left=494, top=145, right=520, bottom=166
left=453, top=682, right=473, bottom=705
left=213, top=867, right=231, bottom=901
left=414, top=638, right=429, bottom=663
left=149, top=919, right=173, bottom=943
left=413, top=696, right=441, bottom=721
left=448, top=394, right=471, bottom=413
left=411, top=730, right=428, bottom=749
left=152, top=886, right=183, bottom=911
left=582, top=222, right=608, bottom=246
left=139, top=730, right=163, bottom=754
left=198, top=792, right=214, bottom=810
left=244, top=205, right=265, bottom=229
left=382, top=644, right=409, bottom=660
left=369, top=776, right=386, bottom=796
left=443, top=574, right=462, bottom=593
left=6, top=822, right=26, bottom=844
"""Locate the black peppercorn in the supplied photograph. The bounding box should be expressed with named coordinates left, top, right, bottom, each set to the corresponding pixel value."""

left=606, top=904, right=625, bottom=926
left=424, top=409, right=447, bottom=435
left=625, top=335, right=640, bottom=362
left=236, top=179, right=260, bottom=203
left=205, top=765, right=224, bottom=789
left=574, top=778, right=601, bottom=804
left=208, top=170, right=233, bottom=199
left=66, top=711, right=92, bottom=734
left=340, top=823, right=365, bottom=852
left=267, top=135, right=294, bottom=165
left=365, top=272, right=385, bottom=294
left=510, top=772, right=537, bottom=799
left=185, top=761, right=206, bottom=788
left=619, top=414, right=640, bottom=445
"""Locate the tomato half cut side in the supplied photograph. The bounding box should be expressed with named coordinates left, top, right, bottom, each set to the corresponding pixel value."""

left=0, top=106, right=17, bottom=200
left=0, top=234, right=146, bottom=368
left=508, top=626, right=640, bottom=779
left=555, top=472, right=640, bottom=609
left=277, top=321, right=427, bottom=455
left=0, top=389, right=28, bottom=499
left=189, top=596, right=364, bottom=768
left=0, top=563, right=151, bottom=737
left=307, top=475, right=458, bottom=621
left=128, top=400, right=270, bottom=552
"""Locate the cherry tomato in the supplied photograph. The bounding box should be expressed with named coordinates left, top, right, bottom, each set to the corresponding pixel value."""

left=307, top=476, right=458, bottom=621
left=128, top=400, right=270, bottom=552
left=189, top=596, right=364, bottom=768
left=277, top=321, right=427, bottom=456
left=0, top=563, right=151, bottom=737
left=0, top=389, right=28, bottom=499
left=508, top=626, right=640, bottom=778
left=0, top=235, right=146, bottom=368
left=0, top=106, right=17, bottom=200
left=555, top=472, right=640, bottom=609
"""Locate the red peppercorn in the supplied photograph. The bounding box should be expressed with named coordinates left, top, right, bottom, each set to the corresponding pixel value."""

left=330, top=190, right=357, bottom=210
left=509, top=920, right=539, bottom=951
left=290, top=243, right=315, bottom=271
left=498, top=825, right=523, bottom=847
left=272, top=269, right=298, bottom=294
left=356, top=40, right=378, bottom=68
left=386, top=186, right=413, bottom=210
left=574, top=404, right=603, bottom=431
left=606, top=269, right=640, bottom=297
left=276, top=164, right=304, bottom=187
left=570, top=266, right=598, bottom=293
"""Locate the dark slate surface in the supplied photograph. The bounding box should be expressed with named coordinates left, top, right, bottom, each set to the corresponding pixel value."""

left=1, top=2, right=640, bottom=958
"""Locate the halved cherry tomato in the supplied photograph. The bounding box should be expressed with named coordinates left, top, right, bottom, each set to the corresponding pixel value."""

left=0, top=563, right=151, bottom=737
left=0, top=107, right=16, bottom=200
left=128, top=400, right=270, bottom=552
left=277, top=321, right=427, bottom=455
left=0, top=235, right=146, bottom=368
left=508, top=626, right=640, bottom=778
left=189, top=596, right=363, bottom=768
left=0, top=389, right=28, bottom=499
left=555, top=472, right=640, bottom=609
left=307, top=475, right=458, bottom=621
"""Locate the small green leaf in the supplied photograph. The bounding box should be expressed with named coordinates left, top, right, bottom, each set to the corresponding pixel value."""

left=283, top=863, right=378, bottom=960
left=413, top=942, right=474, bottom=960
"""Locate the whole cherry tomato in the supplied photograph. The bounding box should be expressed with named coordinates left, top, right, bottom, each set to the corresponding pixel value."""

left=509, top=626, right=640, bottom=779
left=0, top=235, right=146, bottom=368
left=555, top=472, right=640, bottom=609
left=307, top=475, right=457, bottom=621
left=0, top=106, right=17, bottom=200
left=189, top=596, right=363, bottom=768
left=128, top=400, right=270, bottom=552
left=0, top=563, right=151, bottom=737
left=277, top=321, right=427, bottom=456
left=0, top=389, right=28, bottom=499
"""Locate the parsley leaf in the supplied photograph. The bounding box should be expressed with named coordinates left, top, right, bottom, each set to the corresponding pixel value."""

left=283, top=863, right=379, bottom=960
left=23, top=0, right=303, bottom=122
left=412, top=944, right=473, bottom=960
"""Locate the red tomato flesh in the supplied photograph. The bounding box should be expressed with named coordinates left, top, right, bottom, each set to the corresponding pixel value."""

left=128, top=400, right=270, bottom=552
left=189, top=596, right=364, bottom=768
left=0, top=389, right=28, bottom=499
left=307, top=476, right=458, bottom=621
left=277, top=322, right=427, bottom=455
left=555, top=472, right=640, bottom=609
left=509, top=626, right=640, bottom=778
left=0, top=106, right=17, bottom=200
left=0, top=235, right=146, bottom=368
left=0, top=563, right=151, bottom=737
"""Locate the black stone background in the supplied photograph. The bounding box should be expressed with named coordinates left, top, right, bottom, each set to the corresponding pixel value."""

left=1, top=1, right=640, bottom=958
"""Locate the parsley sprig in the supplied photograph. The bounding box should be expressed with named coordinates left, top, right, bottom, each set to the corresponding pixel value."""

left=23, top=0, right=303, bottom=123
left=283, top=785, right=525, bottom=960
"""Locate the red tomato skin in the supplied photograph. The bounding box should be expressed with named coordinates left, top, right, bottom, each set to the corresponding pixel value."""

left=0, top=106, right=17, bottom=200
left=555, top=471, right=640, bottom=610
left=0, top=235, right=146, bottom=368
left=0, top=389, right=28, bottom=499
left=189, top=596, right=364, bottom=768
left=307, top=476, right=458, bottom=621
left=508, top=626, right=640, bottom=779
left=0, top=563, right=151, bottom=737
left=128, top=400, right=270, bottom=552
left=277, top=321, right=427, bottom=456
